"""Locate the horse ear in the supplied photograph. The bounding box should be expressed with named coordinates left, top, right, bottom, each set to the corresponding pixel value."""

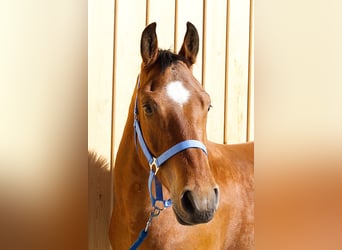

left=178, top=22, right=199, bottom=67
left=140, top=22, right=158, bottom=67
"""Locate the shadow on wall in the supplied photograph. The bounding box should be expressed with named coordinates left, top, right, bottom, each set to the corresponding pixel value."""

left=88, top=151, right=112, bottom=250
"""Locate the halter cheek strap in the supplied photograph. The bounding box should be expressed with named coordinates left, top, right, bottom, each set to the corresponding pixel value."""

left=130, top=75, right=208, bottom=250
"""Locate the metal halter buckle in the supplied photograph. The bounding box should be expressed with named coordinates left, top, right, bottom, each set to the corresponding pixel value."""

left=149, top=157, right=159, bottom=175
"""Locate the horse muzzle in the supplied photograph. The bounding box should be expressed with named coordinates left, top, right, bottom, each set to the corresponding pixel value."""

left=174, top=186, right=220, bottom=225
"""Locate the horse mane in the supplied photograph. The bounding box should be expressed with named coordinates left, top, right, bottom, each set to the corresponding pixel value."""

left=154, top=49, right=189, bottom=72
left=88, top=150, right=109, bottom=170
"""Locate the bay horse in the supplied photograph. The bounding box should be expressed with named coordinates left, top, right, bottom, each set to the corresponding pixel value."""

left=109, top=22, right=254, bottom=249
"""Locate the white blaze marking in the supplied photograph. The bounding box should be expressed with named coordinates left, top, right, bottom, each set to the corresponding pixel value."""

left=166, top=81, right=190, bottom=106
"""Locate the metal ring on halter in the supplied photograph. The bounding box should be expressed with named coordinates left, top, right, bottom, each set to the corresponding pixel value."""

left=152, top=207, right=162, bottom=216
left=149, top=157, right=159, bottom=175
left=153, top=200, right=167, bottom=211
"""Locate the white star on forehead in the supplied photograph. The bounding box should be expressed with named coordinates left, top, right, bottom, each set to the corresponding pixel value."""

left=165, top=81, right=190, bottom=106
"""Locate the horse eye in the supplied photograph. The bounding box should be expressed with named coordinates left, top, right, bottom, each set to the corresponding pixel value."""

left=208, top=104, right=213, bottom=112
left=143, top=104, right=153, bottom=115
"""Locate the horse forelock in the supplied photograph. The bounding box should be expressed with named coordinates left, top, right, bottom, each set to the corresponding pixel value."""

left=144, top=49, right=189, bottom=72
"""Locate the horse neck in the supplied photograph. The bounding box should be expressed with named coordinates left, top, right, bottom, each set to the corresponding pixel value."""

left=113, top=88, right=150, bottom=206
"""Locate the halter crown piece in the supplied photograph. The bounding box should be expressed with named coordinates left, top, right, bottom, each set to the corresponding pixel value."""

left=130, top=75, right=208, bottom=250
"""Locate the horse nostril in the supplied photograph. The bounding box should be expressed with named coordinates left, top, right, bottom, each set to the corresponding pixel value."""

left=181, top=190, right=195, bottom=214
left=213, top=187, right=220, bottom=208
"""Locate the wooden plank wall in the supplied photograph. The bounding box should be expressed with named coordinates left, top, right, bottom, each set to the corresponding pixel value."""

left=88, top=0, right=253, bottom=249
left=88, top=1, right=114, bottom=249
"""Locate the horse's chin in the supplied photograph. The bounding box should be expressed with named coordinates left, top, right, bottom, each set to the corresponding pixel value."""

left=174, top=212, right=194, bottom=226
left=173, top=207, right=214, bottom=226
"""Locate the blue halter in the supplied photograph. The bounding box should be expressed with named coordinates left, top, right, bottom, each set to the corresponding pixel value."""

left=130, top=75, right=208, bottom=249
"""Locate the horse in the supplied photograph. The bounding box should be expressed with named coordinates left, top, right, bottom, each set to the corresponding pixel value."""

left=109, top=22, right=254, bottom=250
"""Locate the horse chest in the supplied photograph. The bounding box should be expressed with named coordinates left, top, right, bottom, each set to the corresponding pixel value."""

left=138, top=209, right=225, bottom=250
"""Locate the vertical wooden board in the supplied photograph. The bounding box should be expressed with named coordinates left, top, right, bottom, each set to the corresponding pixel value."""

left=248, top=0, right=254, bottom=141
left=248, top=66, right=254, bottom=141
left=113, top=0, right=146, bottom=157
left=176, top=0, right=203, bottom=83
left=204, top=0, right=227, bottom=143
left=225, top=0, right=250, bottom=143
left=88, top=0, right=114, bottom=160
left=149, top=0, right=175, bottom=51
left=88, top=152, right=111, bottom=250
left=88, top=1, right=113, bottom=249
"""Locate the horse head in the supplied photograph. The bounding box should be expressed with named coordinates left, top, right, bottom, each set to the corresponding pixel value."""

left=135, top=22, right=219, bottom=225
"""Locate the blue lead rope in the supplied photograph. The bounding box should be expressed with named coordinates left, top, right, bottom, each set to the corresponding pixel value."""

left=129, top=203, right=164, bottom=250
left=130, top=75, right=208, bottom=249
left=129, top=230, right=148, bottom=250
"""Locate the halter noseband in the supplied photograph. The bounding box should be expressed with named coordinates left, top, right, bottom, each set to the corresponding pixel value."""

left=130, top=75, right=208, bottom=249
